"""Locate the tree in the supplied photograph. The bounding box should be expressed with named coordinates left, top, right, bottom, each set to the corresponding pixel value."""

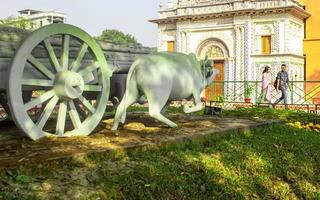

left=95, top=29, right=140, bottom=45
left=0, top=16, right=34, bottom=29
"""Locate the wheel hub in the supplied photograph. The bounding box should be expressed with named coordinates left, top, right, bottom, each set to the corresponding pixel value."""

left=54, top=71, right=84, bottom=100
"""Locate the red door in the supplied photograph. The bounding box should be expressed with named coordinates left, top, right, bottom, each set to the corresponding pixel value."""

left=205, top=61, right=224, bottom=101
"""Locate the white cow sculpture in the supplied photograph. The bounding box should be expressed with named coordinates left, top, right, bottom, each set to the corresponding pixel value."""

left=111, top=52, right=218, bottom=130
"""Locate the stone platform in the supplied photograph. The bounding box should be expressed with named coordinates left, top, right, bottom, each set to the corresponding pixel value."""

left=0, top=113, right=279, bottom=168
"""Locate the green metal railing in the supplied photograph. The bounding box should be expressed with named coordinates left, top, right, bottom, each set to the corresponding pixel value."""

left=206, top=81, right=320, bottom=106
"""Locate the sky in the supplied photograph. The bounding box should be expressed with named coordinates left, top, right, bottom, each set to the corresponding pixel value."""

left=0, top=0, right=166, bottom=47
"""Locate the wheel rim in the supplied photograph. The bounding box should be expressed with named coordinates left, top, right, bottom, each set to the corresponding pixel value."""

left=8, top=24, right=110, bottom=140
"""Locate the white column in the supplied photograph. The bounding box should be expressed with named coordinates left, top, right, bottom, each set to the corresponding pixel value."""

left=239, top=26, right=245, bottom=82
left=226, top=57, right=235, bottom=101
left=180, top=31, right=186, bottom=53
left=243, top=22, right=252, bottom=81
left=185, top=31, right=190, bottom=54
left=176, top=30, right=181, bottom=52
left=234, top=26, right=241, bottom=81
left=234, top=25, right=246, bottom=100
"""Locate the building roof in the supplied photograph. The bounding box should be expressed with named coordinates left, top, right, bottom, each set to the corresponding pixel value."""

left=18, top=9, right=43, bottom=15
left=18, top=9, right=66, bottom=17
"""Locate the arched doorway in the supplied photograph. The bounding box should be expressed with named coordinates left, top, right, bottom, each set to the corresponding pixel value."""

left=197, top=39, right=229, bottom=101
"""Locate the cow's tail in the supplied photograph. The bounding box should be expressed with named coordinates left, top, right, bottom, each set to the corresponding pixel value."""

left=125, top=59, right=140, bottom=90
left=120, top=59, right=141, bottom=123
left=112, top=59, right=142, bottom=130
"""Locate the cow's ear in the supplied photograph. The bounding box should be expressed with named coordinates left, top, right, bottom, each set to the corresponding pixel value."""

left=209, top=60, right=214, bottom=67
left=204, top=56, right=212, bottom=67
left=200, top=60, right=204, bottom=67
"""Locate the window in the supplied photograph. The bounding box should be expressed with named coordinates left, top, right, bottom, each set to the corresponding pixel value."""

left=167, top=41, right=175, bottom=52
left=261, top=36, right=271, bottom=54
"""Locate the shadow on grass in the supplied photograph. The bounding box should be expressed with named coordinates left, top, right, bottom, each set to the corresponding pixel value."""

left=0, top=123, right=319, bottom=199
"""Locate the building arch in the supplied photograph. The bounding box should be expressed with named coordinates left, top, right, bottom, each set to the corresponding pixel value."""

left=196, top=38, right=230, bottom=60
left=196, top=38, right=231, bottom=100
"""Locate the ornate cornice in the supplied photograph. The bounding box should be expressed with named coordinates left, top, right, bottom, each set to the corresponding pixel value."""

left=251, top=53, right=305, bottom=59
left=150, top=1, right=310, bottom=24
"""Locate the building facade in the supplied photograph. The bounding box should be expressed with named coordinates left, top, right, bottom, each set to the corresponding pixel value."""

left=299, top=0, right=320, bottom=81
left=18, top=9, right=66, bottom=29
left=151, top=0, right=310, bottom=101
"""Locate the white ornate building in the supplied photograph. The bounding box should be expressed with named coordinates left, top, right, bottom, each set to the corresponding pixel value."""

left=151, top=0, right=310, bottom=101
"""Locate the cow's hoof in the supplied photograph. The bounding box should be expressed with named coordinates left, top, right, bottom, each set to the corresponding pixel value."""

left=183, top=105, right=191, bottom=113
left=170, top=124, right=178, bottom=129
left=111, top=125, right=118, bottom=131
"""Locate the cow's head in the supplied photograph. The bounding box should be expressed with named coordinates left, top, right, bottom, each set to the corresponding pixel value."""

left=200, top=56, right=218, bottom=86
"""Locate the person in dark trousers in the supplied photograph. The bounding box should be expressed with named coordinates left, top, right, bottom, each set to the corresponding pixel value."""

left=273, top=64, right=291, bottom=109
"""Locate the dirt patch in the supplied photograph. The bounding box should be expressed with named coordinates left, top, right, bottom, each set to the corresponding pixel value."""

left=0, top=113, right=278, bottom=168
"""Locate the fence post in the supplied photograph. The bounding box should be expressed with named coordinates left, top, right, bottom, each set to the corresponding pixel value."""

left=291, top=81, right=294, bottom=104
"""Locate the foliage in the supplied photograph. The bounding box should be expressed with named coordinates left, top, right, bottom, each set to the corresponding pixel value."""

left=95, top=29, right=140, bottom=45
left=0, top=16, right=34, bottom=30
left=244, top=81, right=254, bottom=98
left=217, top=95, right=224, bottom=102
left=0, top=108, right=319, bottom=199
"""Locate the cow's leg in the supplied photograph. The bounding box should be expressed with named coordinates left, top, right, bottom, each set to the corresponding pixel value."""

left=183, top=90, right=203, bottom=113
left=111, top=88, right=140, bottom=130
left=146, top=93, right=177, bottom=128
left=160, top=101, right=170, bottom=115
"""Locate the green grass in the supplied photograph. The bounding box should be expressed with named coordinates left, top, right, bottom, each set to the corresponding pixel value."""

left=220, top=107, right=320, bottom=122
left=0, top=108, right=320, bottom=199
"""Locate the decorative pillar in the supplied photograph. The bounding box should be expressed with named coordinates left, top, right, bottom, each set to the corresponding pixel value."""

left=272, top=21, right=280, bottom=53
left=176, top=29, right=181, bottom=52
left=239, top=26, right=245, bottom=82
left=234, top=25, right=245, bottom=100
left=185, top=31, right=189, bottom=53
left=180, top=31, right=187, bottom=53
left=234, top=26, right=240, bottom=81
left=157, top=30, right=163, bottom=51
left=226, top=57, right=235, bottom=101
left=243, top=22, right=251, bottom=81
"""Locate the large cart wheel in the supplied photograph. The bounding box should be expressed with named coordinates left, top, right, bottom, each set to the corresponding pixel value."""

left=7, top=24, right=111, bottom=140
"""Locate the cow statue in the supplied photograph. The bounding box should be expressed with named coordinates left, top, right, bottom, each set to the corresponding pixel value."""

left=111, top=52, right=218, bottom=130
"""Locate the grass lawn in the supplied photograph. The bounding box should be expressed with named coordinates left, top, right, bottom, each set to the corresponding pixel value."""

left=0, top=108, right=320, bottom=199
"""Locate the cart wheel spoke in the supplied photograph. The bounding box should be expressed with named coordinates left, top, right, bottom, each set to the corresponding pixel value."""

left=83, top=73, right=95, bottom=84
left=24, top=90, right=55, bottom=110
left=36, top=96, right=59, bottom=130
left=68, top=100, right=82, bottom=129
left=70, top=43, right=89, bottom=72
left=56, top=101, right=67, bottom=136
left=78, top=62, right=99, bottom=76
left=83, top=85, right=102, bottom=92
left=22, top=79, right=54, bottom=87
left=78, top=95, right=95, bottom=114
left=61, top=34, right=70, bottom=70
left=27, top=55, right=55, bottom=79
left=43, top=38, right=61, bottom=73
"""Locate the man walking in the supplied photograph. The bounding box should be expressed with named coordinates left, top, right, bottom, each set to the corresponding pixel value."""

left=273, top=64, right=291, bottom=109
